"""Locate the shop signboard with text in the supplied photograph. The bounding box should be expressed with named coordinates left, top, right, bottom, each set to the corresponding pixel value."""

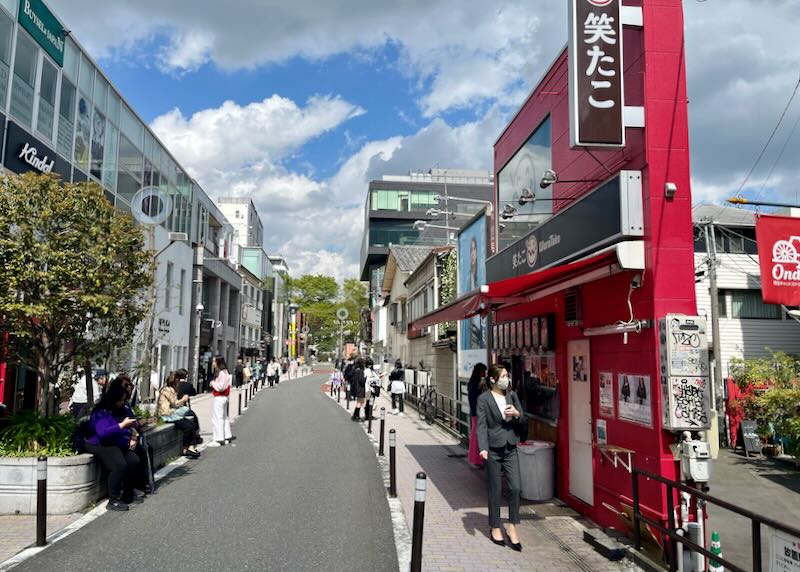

left=486, top=171, right=643, bottom=284
left=568, top=0, right=624, bottom=147
left=18, top=0, right=64, bottom=66
left=756, top=214, right=800, bottom=306
left=3, top=120, right=71, bottom=179
left=457, top=211, right=489, bottom=378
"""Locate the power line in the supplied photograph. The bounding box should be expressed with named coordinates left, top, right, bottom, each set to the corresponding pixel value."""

left=754, top=110, right=800, bottom=202
left=735, top=74, right=800, bottom=199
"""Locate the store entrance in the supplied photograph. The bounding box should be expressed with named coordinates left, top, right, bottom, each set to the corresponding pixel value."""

left=568, top=339, right=593, bottom=506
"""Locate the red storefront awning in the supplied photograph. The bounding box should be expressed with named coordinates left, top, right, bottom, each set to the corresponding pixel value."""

left=411, top=247, right=630, bottom=329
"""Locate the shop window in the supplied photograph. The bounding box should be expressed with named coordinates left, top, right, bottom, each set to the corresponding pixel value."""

left=497, top=116, right=553, bottom=251
left=92, top=72, right=107, bottom=114
left=116, top=133, right=144, bottom=203
left=120, top=102, right=143, bottom=150
left=56, top=79, right=76, bottom=158
left=62, top=37, right=78, bottom=81
left=78, top=54, right=93, bottom=99
left=10, top=32, right=38, bottom=128
left=722, top=290, right=782, bottom=320
left=107, top=89, right=120, bottom=126
left=35, top=58, right=57, bottom=140
left=102, top=122, right=119, bottom=192
left=89, top=108, right=106, bottom=181
left=0, top=0, right=15, bottom=17
left=727, top=233, right=745, bottom=254
left=74, top=94, right=91, bottom=172
left=165, top=262, right=173, bottom=310
left=0, top=11, right=13, bottom=112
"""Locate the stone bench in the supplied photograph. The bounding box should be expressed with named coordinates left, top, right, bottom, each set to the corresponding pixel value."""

left=0, top=423, right=183, bottom=515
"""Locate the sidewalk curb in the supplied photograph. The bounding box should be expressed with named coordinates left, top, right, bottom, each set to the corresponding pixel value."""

left=323, top=388, right=412, bottom=572
left=0, top=374, right=316, bottom=571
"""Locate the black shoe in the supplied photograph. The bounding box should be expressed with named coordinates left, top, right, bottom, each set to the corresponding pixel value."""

left=509, top=541, right=522, bottom=552
left=142, top=485, right=152, bottom=495
left=182, top=450, right=201, bottom=459
left=129, top=495, right=144, bottom=504
left=107, top=499, right=129, bottom=511
left=489, top=533, right=505, bottom=547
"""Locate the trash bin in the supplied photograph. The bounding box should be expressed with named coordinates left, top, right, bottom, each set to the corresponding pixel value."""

left=517, top=440, right=555, bottom=500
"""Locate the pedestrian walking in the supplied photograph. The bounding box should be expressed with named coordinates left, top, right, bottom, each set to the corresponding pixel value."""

left=389, top=360, right=405, bottom=415
left=69, top=368, right=106, bottom=420
left=363, top=358, right=382, bottom=421
left=330, top=367, right=343, bottom=393
left=289, top=358, right=298, bottom=379
left=207, top=356, right=234, bottom=447
left=267, top=357, right=278, bottom=387
left=467, top=363, right=488, bottom=467
left=234, top=358, right=245, bottom=388
left=349, top=358, right=367, bottom=421
left=477, top=364, right=526, bottom=551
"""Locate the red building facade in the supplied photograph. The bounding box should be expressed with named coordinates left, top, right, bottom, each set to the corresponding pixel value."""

left=490, top=0, right=695, bottom=528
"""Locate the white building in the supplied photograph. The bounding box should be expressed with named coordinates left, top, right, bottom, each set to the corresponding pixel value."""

left=693, top=204, right=800, bottom=377
left=217, top=197, right=264, bottom=258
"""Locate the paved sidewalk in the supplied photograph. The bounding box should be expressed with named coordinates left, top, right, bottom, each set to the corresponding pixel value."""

left=324, top=384, right=641, bottom=572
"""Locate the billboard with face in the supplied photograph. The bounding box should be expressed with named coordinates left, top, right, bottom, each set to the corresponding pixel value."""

left=457, top=212, right=488, bottom=378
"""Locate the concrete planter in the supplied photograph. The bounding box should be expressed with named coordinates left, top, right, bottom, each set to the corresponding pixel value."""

left=0, top=454, right=103, bottom=515
left=0, top=424, right=181, bottom=515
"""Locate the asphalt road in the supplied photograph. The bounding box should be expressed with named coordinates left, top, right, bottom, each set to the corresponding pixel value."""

left=14, top=373, right=398, bottom=572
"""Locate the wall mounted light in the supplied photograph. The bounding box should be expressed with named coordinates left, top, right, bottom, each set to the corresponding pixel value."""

left=664, top=182, right=677, bottom=199
left=501, top=204, right=518, bottom=219
left=539, top=168, right=604, bottom=190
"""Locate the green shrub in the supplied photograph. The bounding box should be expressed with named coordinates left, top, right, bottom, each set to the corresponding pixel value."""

left=0, top=410, right=77, bottom=457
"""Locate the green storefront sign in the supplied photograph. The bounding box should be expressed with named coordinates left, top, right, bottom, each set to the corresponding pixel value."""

left=18, top=0, right=64, bottom=66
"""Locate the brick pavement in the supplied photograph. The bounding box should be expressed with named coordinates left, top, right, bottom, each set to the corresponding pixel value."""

left=325, top=386, right=642, bottom=572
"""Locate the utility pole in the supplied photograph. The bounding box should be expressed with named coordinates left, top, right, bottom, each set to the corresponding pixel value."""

left=703, top=221, right=725, bottom=445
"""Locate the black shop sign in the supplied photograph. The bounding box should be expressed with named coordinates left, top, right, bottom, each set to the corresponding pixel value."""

left=486, top=172, right=642, bottom=284
left=4, top=120, right=71, bottom=180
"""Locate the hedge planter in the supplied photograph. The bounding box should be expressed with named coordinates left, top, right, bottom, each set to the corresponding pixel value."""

left=0, top=424, right=181, bottom=515
left=0, top=454, right=103, bottom=515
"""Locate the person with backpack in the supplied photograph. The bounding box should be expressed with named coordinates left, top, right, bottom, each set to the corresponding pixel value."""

left=234, top=358, right=245, bottom=388
left=389, top=360, right=406, bottom=415
left=363, top=358, right=382, bottom=421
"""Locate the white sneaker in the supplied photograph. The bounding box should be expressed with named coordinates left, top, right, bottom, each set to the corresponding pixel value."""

left=206, top=441, right=222, bottom=447
left=392, top=409, right=399, bottom=415
left=399, top=412, right=405, bottom=417
left=224, top=439, right=237, bottom=447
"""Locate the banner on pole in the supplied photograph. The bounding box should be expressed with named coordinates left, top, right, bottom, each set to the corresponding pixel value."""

left=756, top=214, right=800, bottom=306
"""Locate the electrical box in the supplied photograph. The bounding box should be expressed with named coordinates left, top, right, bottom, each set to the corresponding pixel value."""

left=659, top=315, right=712, bottom=431
left=680, top=440, right=712, bottom=483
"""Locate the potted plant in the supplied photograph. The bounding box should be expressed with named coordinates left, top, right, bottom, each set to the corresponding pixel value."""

left=0, top=410, right=106, bottom=514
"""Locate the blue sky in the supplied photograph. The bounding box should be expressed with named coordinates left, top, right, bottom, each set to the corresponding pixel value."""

left=46, top=0, right=800, bottom=281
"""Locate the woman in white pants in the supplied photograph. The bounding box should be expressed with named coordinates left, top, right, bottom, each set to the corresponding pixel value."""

left=207, top=356, right=233, bottom=447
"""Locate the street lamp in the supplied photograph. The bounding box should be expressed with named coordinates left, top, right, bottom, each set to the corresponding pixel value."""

left=539, top=169, right=604, bottom=190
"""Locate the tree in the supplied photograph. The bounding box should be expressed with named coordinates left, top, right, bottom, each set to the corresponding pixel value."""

left=288, top=275, right=339, bottom=353
left=0, top=173, right=153, bottom=414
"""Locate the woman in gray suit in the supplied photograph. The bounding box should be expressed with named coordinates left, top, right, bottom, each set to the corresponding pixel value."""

left=477, top=364, right=525, bottom=551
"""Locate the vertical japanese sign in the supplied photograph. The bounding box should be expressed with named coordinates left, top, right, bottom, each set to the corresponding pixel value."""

left=569, top=0, right=625, bottom=147
left=756, top=214, right=800, bottom=306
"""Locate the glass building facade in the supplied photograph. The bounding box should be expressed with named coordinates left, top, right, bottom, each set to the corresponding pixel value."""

left=0, top=0, right=193, bottom=235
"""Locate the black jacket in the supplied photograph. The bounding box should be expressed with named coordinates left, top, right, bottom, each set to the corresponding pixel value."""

left=468, top=380, right=481, bottom=418
left=476, top=390, right=526, bottom=451
left=349, top=367, right=366, bottom=398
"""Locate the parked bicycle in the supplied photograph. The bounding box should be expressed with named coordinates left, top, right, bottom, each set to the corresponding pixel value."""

left=418, top=385, right=438, bottom=424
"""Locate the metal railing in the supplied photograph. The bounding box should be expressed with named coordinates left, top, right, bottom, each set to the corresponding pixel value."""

left=402, top=380, right=469, bottom=435
left=631, top=466, right=800, bottom=572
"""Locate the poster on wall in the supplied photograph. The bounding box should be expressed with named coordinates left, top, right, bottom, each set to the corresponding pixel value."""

left=540, top=315, right=551, bottom=350
left=492, top=325, right=499, bottom=350
left=457, top=212, right=489, bottom=377
left=599, top=372, right=615, bottom=418
left=510, top=321, right=517, bottom=349
left=523, top=319, right=531, bottom=347
left=618, top=374, right=652, bottom=427
left=769, top=527, right=800, bottom=572
left=531, top=317, right=540, bottom=348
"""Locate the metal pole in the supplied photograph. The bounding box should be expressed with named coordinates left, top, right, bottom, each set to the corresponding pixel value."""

left=238, top=391, right=242, bottom=415
left=337, top=386, right=341, bottom=403
left=410, top=472, right=427, bottom=572
left=346, top=388, right=350, bottom=410
left=244, top=386, right=248, bottom=409
left=705, top=224, right=724, bottom=418
left=36, top=456, right=47, bottom=547
left=367, top=397, right=374, bottom=433
left=379, top=407, right=386, bottom=456
left=752, top=521, right=762, bottom=572
left=632, top=470, right=641, bottom=550
left=666, top=484, right=677, bottom=572
left=389, top=429, right=397, bottom=497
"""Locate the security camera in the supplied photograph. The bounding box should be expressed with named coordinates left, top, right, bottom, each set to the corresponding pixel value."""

left=631, top=274, right=642, bottom=289
left=196, top=303, right=204, bottom=312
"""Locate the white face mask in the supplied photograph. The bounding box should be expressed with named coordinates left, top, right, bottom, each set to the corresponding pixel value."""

left=496, top=376, right=510, bottom=390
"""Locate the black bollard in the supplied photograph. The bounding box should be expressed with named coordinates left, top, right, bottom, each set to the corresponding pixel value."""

left=346, top=389, right=350, bottom=410
left=367, top=398, right=374, bottom=433
left=244, top=386, right=248, bottom=409
left=238, top=391, right=242, bottom=415
left=337, top=386, right=341, bottom=403
left=410, top=472, right=427, bottom=572
left=36, top=456, right=47, bottom=547
left=379, top=407, right=386, bottom=456
left=389, top=429, right=397, bottom=497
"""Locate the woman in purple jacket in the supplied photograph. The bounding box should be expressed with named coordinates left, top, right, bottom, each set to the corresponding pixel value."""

left=85, top=383, right=140, bottom=511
